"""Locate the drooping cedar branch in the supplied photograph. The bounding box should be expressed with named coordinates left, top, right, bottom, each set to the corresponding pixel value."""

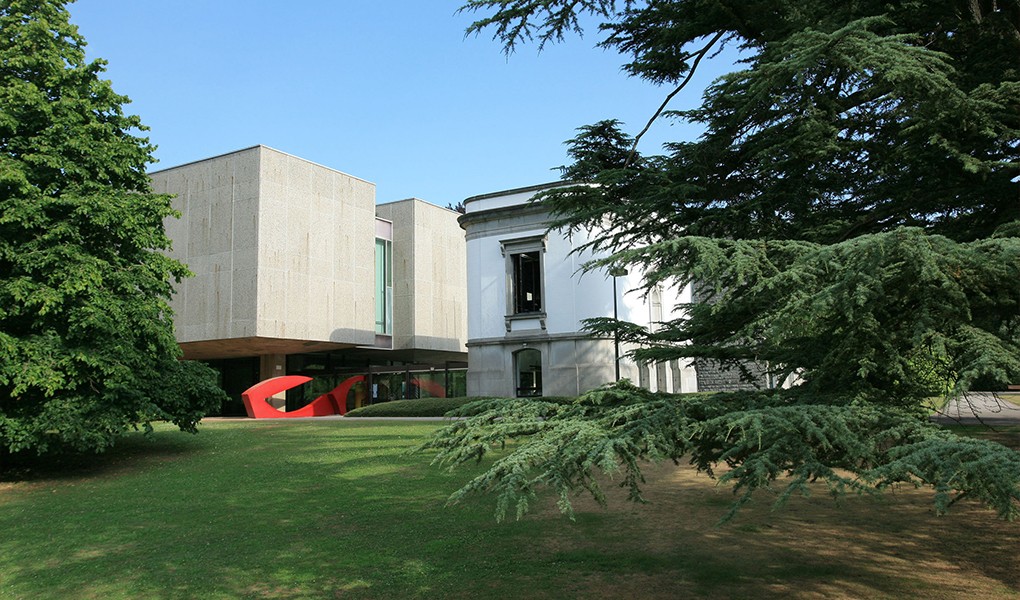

left=426, top=0, right=1020, bottom=523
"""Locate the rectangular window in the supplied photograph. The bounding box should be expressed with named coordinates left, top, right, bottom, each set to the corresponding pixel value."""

left=502, top=236, right=546, bottom=317
left=649, top=284, right=663, bottom=332
left=375, top=237, right=392, bottom=335
left=512, top=250, right=542, bottom=313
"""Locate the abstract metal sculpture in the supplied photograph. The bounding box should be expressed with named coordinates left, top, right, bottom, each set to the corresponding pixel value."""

left=241, top=375, right=365, bottom=419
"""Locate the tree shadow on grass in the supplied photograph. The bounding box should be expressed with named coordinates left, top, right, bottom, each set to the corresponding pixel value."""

left=524, top=460, right=1020, bottom=599
left=0, top=429, right=204, bottom=485
left=946, top=424, right=1020, bottom=450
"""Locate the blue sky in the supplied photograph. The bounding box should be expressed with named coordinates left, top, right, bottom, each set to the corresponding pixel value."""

left=70, top=1, right=737, bottom=206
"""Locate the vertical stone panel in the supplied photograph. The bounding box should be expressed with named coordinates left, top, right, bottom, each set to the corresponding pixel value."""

left=376, top=199, right=467, bottom=353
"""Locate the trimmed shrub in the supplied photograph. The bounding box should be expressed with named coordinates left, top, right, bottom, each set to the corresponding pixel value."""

left=345, top=397, right=486, bottom=418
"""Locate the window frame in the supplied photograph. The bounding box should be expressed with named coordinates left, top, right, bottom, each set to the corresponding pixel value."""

left=513, top=347, right=543, bottom=397
left=374, top=219, right=393, bottom=339
left=500, top=235, right=547, bottom=323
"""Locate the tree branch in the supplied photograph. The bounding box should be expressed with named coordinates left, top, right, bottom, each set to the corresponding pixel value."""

left=623, top=31, right=726, bottom=169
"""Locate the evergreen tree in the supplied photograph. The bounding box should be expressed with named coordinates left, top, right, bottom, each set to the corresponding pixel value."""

left=424, top=0, right=1020, bottom=520
left=0, top=0, right=225, bottom=461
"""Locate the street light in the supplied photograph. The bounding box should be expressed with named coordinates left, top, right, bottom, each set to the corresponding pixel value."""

left=609, top=266, right=628, bottom=382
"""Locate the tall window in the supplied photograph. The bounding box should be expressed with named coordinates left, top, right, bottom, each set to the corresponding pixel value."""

left=501, top=236, right=546, bottom=316
left=375, top=222, right=393, bottom=335
left=515, top=348, right=542, bottom=397
left=511, top=250, right=542, bottom=313
left=649, top=284, right=663, bottom=332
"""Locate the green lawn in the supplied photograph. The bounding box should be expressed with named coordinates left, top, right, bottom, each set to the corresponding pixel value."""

left=1, top=420, right=1018, bottom=599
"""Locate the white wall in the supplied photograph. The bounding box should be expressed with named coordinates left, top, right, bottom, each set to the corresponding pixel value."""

left=463, top=184, right=698, bottom=395
left=467, top=221, right=667, bottom=338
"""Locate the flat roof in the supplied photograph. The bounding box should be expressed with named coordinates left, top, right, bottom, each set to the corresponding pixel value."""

left=147, top=144, right=374, bottom=186
left=376, top=197, right=461, bottom=214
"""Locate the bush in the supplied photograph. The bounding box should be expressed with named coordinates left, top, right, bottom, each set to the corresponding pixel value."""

left=345, top=397, right=487, bottom=418
left=346, top=396, right=580, bottom=418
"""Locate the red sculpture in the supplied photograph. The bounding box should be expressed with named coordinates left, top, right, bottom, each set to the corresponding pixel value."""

left=411, top=378, right=446, bottom=398
left=241, top=375, right=365, bottom=419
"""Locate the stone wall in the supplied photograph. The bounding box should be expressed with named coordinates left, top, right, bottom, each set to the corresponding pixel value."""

left=694, top=359, right=769, bottom=392
left=690, top=283, right=769, bottom=392
left=375, top=199, right=467, bottom=354
left=152, top=145, right=378, bottom=350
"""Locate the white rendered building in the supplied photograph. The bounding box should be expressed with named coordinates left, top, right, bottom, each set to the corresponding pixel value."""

left=460, top=183, right=698, bottom=397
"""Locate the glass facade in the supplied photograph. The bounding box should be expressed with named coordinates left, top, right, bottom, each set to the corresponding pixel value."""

left=202, top=357, right=260, bottom=416
left=284, top=350, right=468, bottom=411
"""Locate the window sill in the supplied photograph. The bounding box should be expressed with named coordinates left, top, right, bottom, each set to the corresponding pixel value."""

left=505, top=312, right=547, bottom=333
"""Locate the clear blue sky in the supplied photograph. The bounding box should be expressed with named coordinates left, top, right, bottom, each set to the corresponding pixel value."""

left=70, top=1, right=736, bottom=206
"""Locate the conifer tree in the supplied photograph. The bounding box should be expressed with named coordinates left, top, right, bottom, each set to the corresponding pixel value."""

left=0, top=0, right=225, bottom=461
left=424, top=0, right=1020, bottom=520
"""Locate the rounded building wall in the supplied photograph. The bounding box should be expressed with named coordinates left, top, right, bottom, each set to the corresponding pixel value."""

left=461, top=185, right=697, bottom=398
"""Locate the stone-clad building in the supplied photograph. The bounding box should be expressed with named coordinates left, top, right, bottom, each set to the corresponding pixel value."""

left=151, top=146, right=467, bottom=413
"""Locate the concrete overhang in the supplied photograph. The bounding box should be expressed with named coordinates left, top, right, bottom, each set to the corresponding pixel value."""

left=179, top=337, right=361, bottom=361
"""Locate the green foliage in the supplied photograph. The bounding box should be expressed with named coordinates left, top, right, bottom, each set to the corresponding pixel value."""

left=423, top=384, right=1020, bottom=522
left=0, top=0, right=225, bottom=458
left=460, top=0, right=628, bottom=51
left=345, top=397, right=489, bottom=418
left=582, top=229, right=1020, bottom=401
left=434, top=0, right=1020, bottom=520
left=346, top=396, right=574, bottom=417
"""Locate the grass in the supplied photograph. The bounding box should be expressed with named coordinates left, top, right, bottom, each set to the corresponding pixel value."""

left=1000, top=393, right=1020, bottom=408
left=923, top=395, right=950, bottom=414
left=1, top=421, right=1019, bottom=599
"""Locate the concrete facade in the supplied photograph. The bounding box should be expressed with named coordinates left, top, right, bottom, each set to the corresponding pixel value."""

left=375, top=199, right=467, bottom=356
left=152, top=146, right=467, bottom=393
left=460, top=184, right=697, bottom=398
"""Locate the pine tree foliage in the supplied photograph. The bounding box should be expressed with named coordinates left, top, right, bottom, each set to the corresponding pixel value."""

left=425, top=0, right=1020, bottom=520
left=425, top=383, right=1020, bottom=522
left=0, top=0, right=225, bottom=459
left=586, top=229, right=1020, bottom=400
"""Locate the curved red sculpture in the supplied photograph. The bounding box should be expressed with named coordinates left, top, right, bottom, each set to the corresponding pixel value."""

left=241, top=375, right=365, bottom=419
left=327, top=375, right=365, bottom=415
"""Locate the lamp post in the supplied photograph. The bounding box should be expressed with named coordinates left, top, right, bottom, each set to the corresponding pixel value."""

left=609, top=266, right=628, bottom=382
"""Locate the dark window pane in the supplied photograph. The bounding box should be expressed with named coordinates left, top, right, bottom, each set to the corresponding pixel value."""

left=512, top=251, right=542, bottom=313
left=516, top=348, right=542, bottom=397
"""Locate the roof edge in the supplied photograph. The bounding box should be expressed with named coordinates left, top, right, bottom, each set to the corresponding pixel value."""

left=148, top=145, right=375, bottom=186
left=462, top=181, right=565, bottom=204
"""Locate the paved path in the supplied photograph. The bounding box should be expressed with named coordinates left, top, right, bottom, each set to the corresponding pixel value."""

left=930, top=392, right=1020, bottom=426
